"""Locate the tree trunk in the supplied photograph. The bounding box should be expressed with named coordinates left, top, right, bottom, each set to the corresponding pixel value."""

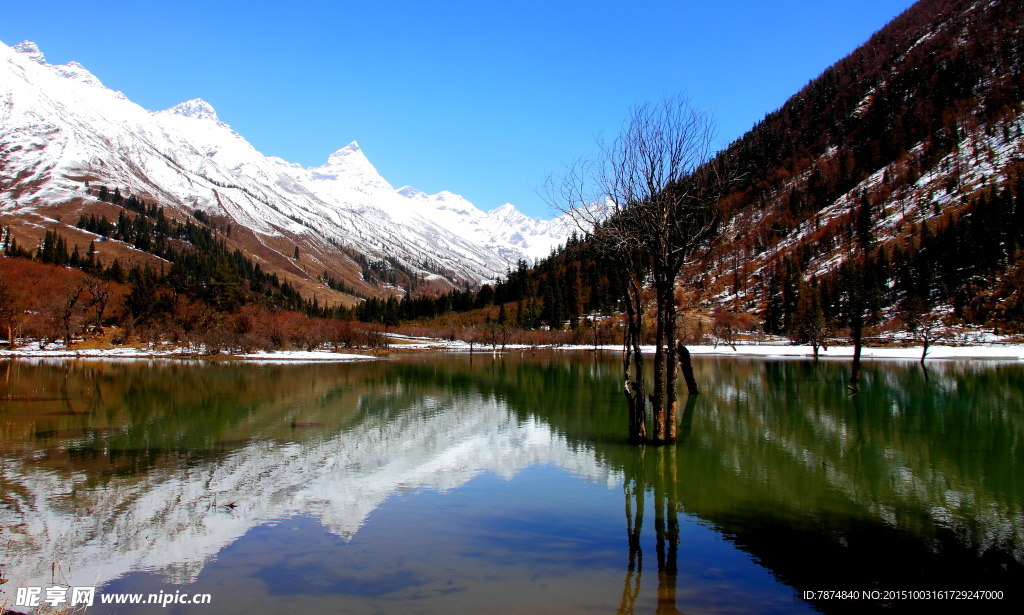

left=624, top=338, right=637, bottom=443
left=624, top=277, right=647, bottom=442
left=851, top=315, right=863, bottom=389
left=6, top=324, right=13, bottom=350
left=664, top=300, right=679, bottom=442
left=677, top=342, right=699, bottom=395
left=652, top=283, right=666, bottom=442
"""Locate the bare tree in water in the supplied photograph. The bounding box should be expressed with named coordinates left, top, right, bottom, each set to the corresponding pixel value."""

left=552, top=94, right=733, bottom=443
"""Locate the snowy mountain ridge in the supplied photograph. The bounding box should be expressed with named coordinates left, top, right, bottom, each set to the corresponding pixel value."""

left=0, top=39, right=573, bottom=292
left=160, top=98, right=225, bottom=124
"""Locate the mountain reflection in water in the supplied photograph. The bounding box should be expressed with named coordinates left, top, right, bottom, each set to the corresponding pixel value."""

left=0, top=355, right=1021, bottom=614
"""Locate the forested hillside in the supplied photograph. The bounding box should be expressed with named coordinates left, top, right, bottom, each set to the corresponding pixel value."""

left=4, top=0, right=1023, bottom=350
left=435, top=0, right=1024, bottom=338
left=709, top=0, right=1024, bottom=334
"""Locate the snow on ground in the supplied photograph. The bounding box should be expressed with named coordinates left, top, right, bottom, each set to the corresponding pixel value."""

left=1, top=342, right=378, bottom=362
left=393, top=337, right=1024, bottom=361
left=677, top=343, right=1024, bottom=361
left=2, top=344, right=196, bottom=359
left=558, top=341, right=1024, bottom=361
left=3, top=336, right=1023, bottom=362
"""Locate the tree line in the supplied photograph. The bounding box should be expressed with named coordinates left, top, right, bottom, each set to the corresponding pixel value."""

left=0, top=184, right=398, bottom=352
left=766, top=173, right=1024, bottom=347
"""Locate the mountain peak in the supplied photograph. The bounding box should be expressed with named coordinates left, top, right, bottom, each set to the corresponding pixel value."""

left=397, top=186, right=425, bottom=199
left=12, top=41, right=45, bottom=65
left=164, top=98, right=221, bottom=122
left=7, top=41, right=112, bottom=92
left=311, top=141, right=394, bottom=191
left=325, top=141, right=364, bottom=165
left=488, top=202, right=525, bottom=220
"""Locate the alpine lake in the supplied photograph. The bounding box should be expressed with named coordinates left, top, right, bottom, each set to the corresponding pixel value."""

left=1, top=352, right=1021, bottom=614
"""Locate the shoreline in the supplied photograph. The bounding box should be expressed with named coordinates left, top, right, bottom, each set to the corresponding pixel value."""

left=3, top=337, right=1023, bottom=363
left=0, top=346, right=382, bottom=362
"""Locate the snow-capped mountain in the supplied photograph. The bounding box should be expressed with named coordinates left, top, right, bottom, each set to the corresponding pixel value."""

left=0, top=39, right=573, bottom=292
left=397, top=187, right=573, bottom=263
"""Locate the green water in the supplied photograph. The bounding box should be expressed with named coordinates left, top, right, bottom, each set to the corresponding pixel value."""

left=0, top=354, right=1021, bottom=614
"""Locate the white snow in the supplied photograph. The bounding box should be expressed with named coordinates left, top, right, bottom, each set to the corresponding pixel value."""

left=0, top=39, right=573, bottom=285
left=234, top=349, right=375, bottom=362
left=678, top=343, right=1024, bottom=361
left=0, top=344, right=380, bottom=362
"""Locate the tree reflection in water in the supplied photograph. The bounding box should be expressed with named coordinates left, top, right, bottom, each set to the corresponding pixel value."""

left=620, top=461, right=644, bottom=613
left=2, top=355, right=1022, bottom=613
left=619, top=397, right=698, bottom=615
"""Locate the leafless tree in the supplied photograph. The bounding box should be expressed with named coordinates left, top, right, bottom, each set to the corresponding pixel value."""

left=50, top=279, right=89, bottom=348
left=292, top=317, right=327, bottom=352
left=550, top=94, right=734, bottom=443
left=497, top=323, right=517, bottom=352
left=479, top=321, right=502, bottom=351
left=904, top=301, right=949, bottom=362
left=585, top=315, right=614, bottom=351
left=84, top=279, right=114, bottom=329
left=711, top=307, right=739, bottom=351
left=793, top=282, right=831, bottom=360
left=458, top=324, right=479, bottom=353
left=0, top=269, right=24, bottom=349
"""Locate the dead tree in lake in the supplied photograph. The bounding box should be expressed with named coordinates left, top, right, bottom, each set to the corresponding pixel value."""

left=677, top=342, right=699, bottom=396
left=552, top=94, right=733, bottom=443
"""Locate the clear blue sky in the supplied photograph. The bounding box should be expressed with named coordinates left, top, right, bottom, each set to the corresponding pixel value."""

left=2, top=0, right=916, bottom=218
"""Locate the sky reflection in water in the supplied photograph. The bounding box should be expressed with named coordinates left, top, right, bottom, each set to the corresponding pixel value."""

left=0, top=355, right=1021, bottom=614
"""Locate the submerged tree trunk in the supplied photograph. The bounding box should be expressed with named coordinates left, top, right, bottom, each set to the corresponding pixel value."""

left=850, top=314, right=863, bottom=390
left=677, top=342, right=699, bottom=396
left=623, top=276, right=647, bottom=443
left=652, top=271, right=686, bottom=443
left=664, top=300, right=679, bottom=442
left=652, top=272, right=667, bottom=442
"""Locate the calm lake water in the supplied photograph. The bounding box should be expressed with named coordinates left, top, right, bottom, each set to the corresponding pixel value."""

left=0, top=354, right=1021, bottom=614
